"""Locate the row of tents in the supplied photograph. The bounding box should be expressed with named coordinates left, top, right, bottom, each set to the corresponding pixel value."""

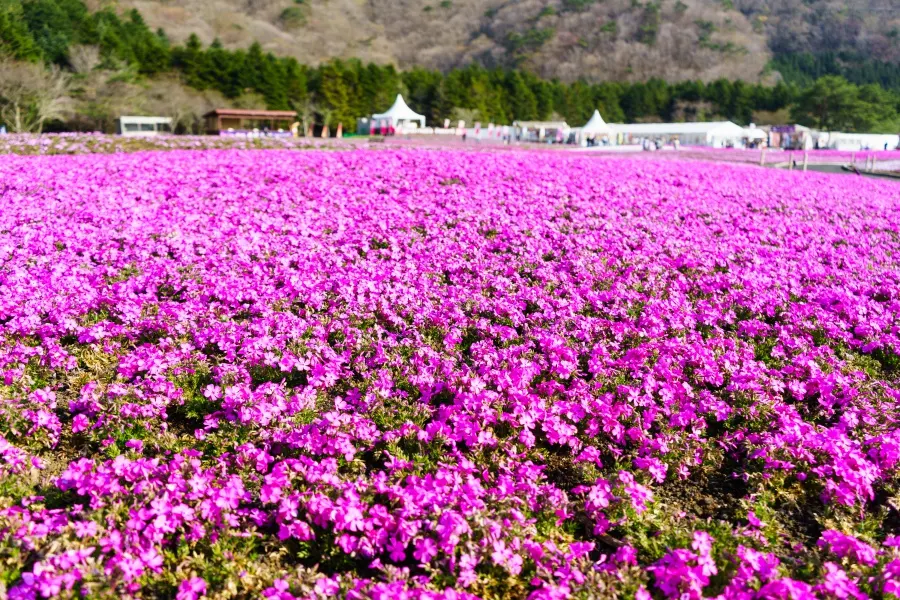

left=357, top=95, right=766, bottom=148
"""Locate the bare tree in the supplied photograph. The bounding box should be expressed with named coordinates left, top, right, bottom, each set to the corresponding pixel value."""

left=0, top=60, right=73, bottom=133
left=71, top=70, right=144, bottom=133
left=69, top=45, right=102, bottom=75
left=143, top=77, right=230, bottom=133
left=232, top=91, right=268, bottom=110
left=144, top=78, right=196, bottom=132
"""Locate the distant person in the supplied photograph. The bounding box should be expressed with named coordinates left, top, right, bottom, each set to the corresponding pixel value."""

left=886, top=142, right=890, bottom=151
left=462, top=131, right=467, bottom=143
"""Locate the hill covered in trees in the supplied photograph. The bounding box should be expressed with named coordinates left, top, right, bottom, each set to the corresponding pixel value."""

left=115, top=0, right=899, bottom=85
left=0, top=0, right=898, bottom=135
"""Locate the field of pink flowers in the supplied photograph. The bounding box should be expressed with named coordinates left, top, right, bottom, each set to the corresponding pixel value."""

left=0, top=133, right=367, bottom=155
left=1, top=148, right=899, bottom=599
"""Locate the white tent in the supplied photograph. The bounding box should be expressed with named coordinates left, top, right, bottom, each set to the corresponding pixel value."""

left=816, top=131, right=899, bottom=151
left=576, top=110, right=612, bottom=146
left=612, top=121, right=748, bottom=147
left=372, top=94, right=426, bottom=130
left=743, top=127, right=767, bottom=140
left=581, top=110, right=611, bottom=136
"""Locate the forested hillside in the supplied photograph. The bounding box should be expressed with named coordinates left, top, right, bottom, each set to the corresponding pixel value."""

left=0, top=0, right=898, bottom=135
left=116, top=0, right=899, bottom=84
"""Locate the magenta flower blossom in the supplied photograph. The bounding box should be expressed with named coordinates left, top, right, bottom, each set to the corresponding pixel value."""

left=818, top=530, right=879, bottom=566
left=177, top=577, right=207, bottom=600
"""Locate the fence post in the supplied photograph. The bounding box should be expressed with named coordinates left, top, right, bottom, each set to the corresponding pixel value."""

left=760, top=148, right=766, bottom=166
left=803, top=151, right=808, bottom=172
left=789, top=152, right=794, bottom=170
left=851, top=152, right=856, bottom=167
left=872, top=156, right=877, bottom=173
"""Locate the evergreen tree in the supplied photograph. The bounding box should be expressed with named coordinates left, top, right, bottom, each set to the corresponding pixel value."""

left=317, top=60, right=354, bottom=127
left=22, top=0, right=76, bottom=65
left=282, top=57, right=308, bottom=109
left=205, top=39, right=241, bottom=97
left=791, top=76, right=863, bottom=131
left=403, top=66, right=448, bottom=124
left=172, top=33, right=204, bottom=88
left=704, top=79, right=734, bottom=118
left=0, top=0, right=41, bottom=61
left=529, top=77, right=554, bottom=120
left=121, top=9, right=170, bottom=75
left=592, top=82, right=624, bottom=123
left=503, top=70, right=538, bottom=121
left=562, top=80, right=593, bottom=124
left=261, top=51, right=288, bottom=109
left=726, top=80, right=753, bottom=124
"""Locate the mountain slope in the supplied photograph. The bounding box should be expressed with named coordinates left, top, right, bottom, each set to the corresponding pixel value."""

left=113, top=0, right=897, bottom=82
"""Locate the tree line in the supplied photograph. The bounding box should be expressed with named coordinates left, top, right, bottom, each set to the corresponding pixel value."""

left=1, top=0, right=899, bottom=134
left=772, top=52, right=900, bottom=92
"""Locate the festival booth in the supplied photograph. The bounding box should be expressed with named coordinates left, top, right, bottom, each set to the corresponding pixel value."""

left=742, top=125, right=768, bottom=148
left=769, top=125, right=814, bottom=150
left=370, top=95, right=426, bottom=134
left=513, top=120, right=570, bottom=143
left=577, top=110, right=613, bottom=147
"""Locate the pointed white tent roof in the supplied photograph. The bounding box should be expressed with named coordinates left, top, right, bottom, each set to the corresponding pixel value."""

left=372, top=94, right=426, bottom=127
left=581, top=110, right=611, bottom=135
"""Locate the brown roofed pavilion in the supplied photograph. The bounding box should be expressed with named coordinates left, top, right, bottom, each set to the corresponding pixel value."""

left=204, top=109, right=297, bottom=134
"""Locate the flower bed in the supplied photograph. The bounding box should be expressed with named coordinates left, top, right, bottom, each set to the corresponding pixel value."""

left=0, top=149, right=899, bottom=599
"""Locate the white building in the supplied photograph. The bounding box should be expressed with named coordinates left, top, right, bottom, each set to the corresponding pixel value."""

left=612, top=121, right=748, bottom=148
left=117, top=116, right=172, bottom=136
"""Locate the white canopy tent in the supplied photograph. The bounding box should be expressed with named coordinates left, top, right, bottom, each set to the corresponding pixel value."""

left=577, top=110, right=612, bottom=146
left=582, top=110, right=612, bottom=136
left=371, top=94, right=426, bottom=130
